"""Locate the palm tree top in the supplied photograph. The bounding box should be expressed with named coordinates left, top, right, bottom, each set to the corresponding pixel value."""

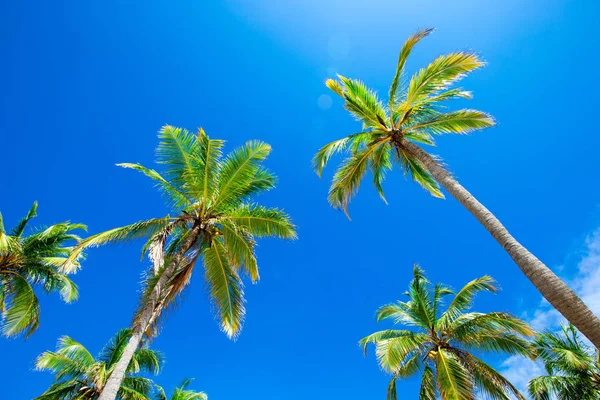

left=35, top=328, right=162, bottom=399
left=62, top=126, right=296, bottom=339
left=0, top=202, right=86, bottom=338
left=313, top=28, right=495, bottom=216
left=155, top=378, right=207, bottom=400
left=361, top=265, right=534, bottom=400
left=528, top=323, right=600, bottom=399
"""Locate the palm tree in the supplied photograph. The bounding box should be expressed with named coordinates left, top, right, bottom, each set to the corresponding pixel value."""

left=35, top=328, right=162, bottom=399
left=155, top=379, right=207, bottom=400
left=62, top=126, right=296, bottom=400
left=313, top=28, right=600, bottom=347
left=528, top=324, right=600, bottom=399
left=0, top=202, right=85, bottom=338
left=360, top=265, right=534, bottom=400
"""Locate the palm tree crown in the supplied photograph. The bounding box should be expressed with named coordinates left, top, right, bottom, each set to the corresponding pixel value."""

left=155, top=379, right=207, bottom=400
left=528, top=324, right=600, bottom=399
left=64, top=125, right=296, bottom=338
left=35, top=328, right=163, bottom=399
left=361, top=265, right=534, bottom=400
left=313, top=28, right=494, bottom=215
left=0, top=202, right=85, bottom=337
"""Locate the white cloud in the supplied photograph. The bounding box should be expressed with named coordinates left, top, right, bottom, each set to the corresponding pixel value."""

left=574, top=228, right=600, bottom=314
left=499, top=227, right=600, bottom=397
left=500, top=355, right=544, bottom=397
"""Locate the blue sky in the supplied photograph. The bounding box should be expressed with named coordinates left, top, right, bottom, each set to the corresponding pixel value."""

left=2, top=0, right=600, bottom=398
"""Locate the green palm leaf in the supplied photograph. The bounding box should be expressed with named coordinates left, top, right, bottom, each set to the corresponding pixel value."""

left=36, top=329, right=162, bottom=399
left=225, top=204, right=296, bottom=239
left=528, top=324, right=600, bottom=399
left=117, top=163, right=191, bottom=209
left=438, top=276, right=497, bottom=329
left=196, top=128, right=224, bottom=215
left=405, top=109, right=494, bottom=135
left=328, top=139, right=390, bottom=215
left=10, top=201, right=38, bottom=237
left=62, top=217, right=173, bottom=273
left=419, top=364, right=437, bottom=400
left=2, top=272, right=40, bottom=337
left=156, top=125, right=203, bottom=199
left=220, top=221, right=258, bottom=282
left=203, top=240, right=245, bottom=338
left=389, top=28, right=434, bottom=112
left=436, top=348, right=474, bottom=400
left=312, top=132, right=370, bottom=178
left=406, top=52, right=484, bottom=107
left=212, top=140, right=271, bottom=208
left=362, top=266, right=533, bottom=399
left=333, top=75, right=388, bottom=129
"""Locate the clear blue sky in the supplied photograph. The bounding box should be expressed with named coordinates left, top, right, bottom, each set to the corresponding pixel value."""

left=2, top=0, right=600, bottom=398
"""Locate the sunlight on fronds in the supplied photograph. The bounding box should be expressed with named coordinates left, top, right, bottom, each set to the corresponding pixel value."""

left=315, top=29, right=495, bottom=216
left=528, top=324, right=600, bottom=399
left=328, top=138, right=391, bottom=216
left=61, top=217, right=174, bottom=274
left=117, top=163, right=192, bottom=209
left=361, top=266, right=533, bottom=399
left=34, top=329, right=163, bottom=399
left=203, top=240, right=245, bottom=339
left=389, top=28, right=434, bottom=111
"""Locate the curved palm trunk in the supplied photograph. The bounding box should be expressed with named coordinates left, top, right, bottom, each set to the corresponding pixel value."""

left=98, top=230, right=199, bottom=400
left=402, top=140, right=600, bottom=348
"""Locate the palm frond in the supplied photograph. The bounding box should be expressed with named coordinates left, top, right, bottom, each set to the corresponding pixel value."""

left=433, top=283, right=454, bottom=320
left=195, top=128, right=225, bottom=214
left=35, top=336, right=93, bottom=380
left=389, top=28, right=434, bottom=111
left=62, top=217, right=174, bottom=273
left=100, top=328, right=133, bottom=368
left=450, top=312, right=534, bottom=340
left=10, top=201, right=38, bottom=237
left=386, top=376, right=397, bottom=400
left=438, top=276, right=497, bottom=330
left=374, top=333, right=428, bottom=373
left=129, top=348, right=162, bottom=375
left=419, top=364, right=437, bottom=400
left=221, top=221, right=258, bottom=282
left=118, top=376, right=155, bottom=400
left=224, top=204, right=296, bottom=239
left=375, top=302, right=422, bottom=328
left=405, top=109, right=495, bottom=135
left=312, top=132, right=371, bottom=177
left=33, top=380, right=81, bottom=400
left=1, top=272, right=40, bottom=337
left=329, top=75, right=389, bottom=129
left=453, top=349, right=526, bottom=400
left=203, top=240, right=245, bottom=339
left=406, top=52, right=484, bottom=107
left=397, top=149, right=444, bottom=198
left=435, top=348, right=474, bottom=400
left=328, top=139, right=391, bottom=216
left=117, top=163, right=191, bottom=209
left=414, top=88, right=473, bottom=108
left=212, top=140, right=271, bottom=209
left=528, top=375, right=588, bottom=400
left=168, top=378, right=208, bottom=400
left=359, top=329, right=416, bottom=355
left=156, top=125, right=203, bottom=199
left=370, top=142, right=393, bottom=203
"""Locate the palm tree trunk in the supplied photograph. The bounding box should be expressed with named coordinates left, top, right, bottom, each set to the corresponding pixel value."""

left=97, top=229, right=199, bottom=400
left=402, top=140, right=600, bottom=348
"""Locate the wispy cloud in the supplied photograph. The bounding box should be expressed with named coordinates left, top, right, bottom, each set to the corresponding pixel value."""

left=499, top=227, right=600, bottom=397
